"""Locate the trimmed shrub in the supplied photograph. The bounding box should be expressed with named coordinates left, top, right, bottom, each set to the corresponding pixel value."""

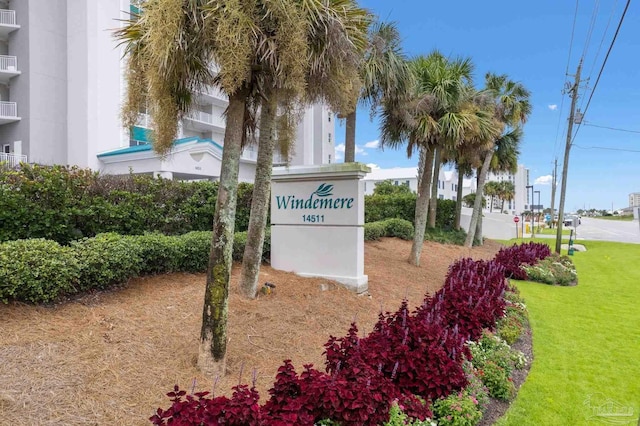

left=71, top=233, right=144, bottom=290
left=383, top=218, right=414, bottom=240
left=493, top=242, right=551, bottom=280
left=0, top=239, right=80, bottom=303
left=431, top=390, right=483, bottom=426
left=176, top=231, right=212, bottom=273
left=523, top=253, right=577, bottom=286
left=135, top=233, right=186, bottom=275
left=365, top=193, right=416, bottom=224
left=364, top=221, right=387, bottom=241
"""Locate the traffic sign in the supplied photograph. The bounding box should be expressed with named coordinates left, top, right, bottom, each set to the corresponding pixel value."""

left=513, top=216, right=520, bottom=223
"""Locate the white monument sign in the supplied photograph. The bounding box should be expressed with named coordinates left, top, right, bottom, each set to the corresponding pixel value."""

left=270, top=163, right=370, bottom=293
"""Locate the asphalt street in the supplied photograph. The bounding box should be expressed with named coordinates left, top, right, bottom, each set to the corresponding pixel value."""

left=568, top=217, right=640, bottom=244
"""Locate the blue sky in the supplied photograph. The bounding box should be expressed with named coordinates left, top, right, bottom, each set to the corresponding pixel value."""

left=335, top=0, right=639, bottom=212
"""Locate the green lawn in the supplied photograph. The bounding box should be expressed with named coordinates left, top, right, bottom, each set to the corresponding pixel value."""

left=497, top=240, right=640, bottom=425
left=535, top=227, right=570, bottom=236
left=593, top=215, right=634, bottom=221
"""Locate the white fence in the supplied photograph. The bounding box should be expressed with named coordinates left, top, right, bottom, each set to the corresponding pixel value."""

left=0, top=152, right=27, bottom=168
left=0, top=9, right=16, bottom=26
left=0, top=101, right=17, bottom=117
left=0, top=55, right=17, bottom=71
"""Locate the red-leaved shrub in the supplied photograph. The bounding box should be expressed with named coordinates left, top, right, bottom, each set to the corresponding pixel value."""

left=493, top=242, right=551, bottom=280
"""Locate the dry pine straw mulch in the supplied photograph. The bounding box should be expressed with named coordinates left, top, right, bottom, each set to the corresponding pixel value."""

left=0, top=238, right=503, bottom=426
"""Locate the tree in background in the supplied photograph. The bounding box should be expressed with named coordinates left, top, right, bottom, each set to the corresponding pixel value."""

left=498, top=180, right=516, bottom=213
left=464, top=74, right=530, bottom=247
left=484, top=181, right=500, bottom=213
left=372, top=179, right=413, bottom=196
left=344, top=21, right=412, bottom=162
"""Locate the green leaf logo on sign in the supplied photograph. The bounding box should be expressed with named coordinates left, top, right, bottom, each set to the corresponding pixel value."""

left=313, top=183, right=334, bottom=197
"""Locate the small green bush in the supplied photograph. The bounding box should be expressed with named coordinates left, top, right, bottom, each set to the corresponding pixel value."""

left=424, top=227, right=467, bottom=245
left=383, top=402, right=437, bottom=426
left=467, top=331, right=525, bottom=401
left=364, top=221, right=387, bottom=241
left=71, top=233, right=144, bottom=290
left=523, top=253, right=577, bottom=285
left=135, top=233, right=186, bottom=274
left=176, top=231, right=212, bottom=273
left=497, top=293, right=528, bottom=345
left=0, top=239, right=80, bottom=303
left=383, top=218, right=414, bottom=240
left=431, top=390, right=483, bottom=426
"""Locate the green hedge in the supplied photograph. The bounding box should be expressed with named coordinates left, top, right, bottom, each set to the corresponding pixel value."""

left=0, top=165, right=254, bottom=243
left=364, top=219, right=414, bottom=241
left=0, top=229, right=272, bottom=304
left=1, top=165, right=458, bottom=244
left=365, top=194, right=456, bottom=229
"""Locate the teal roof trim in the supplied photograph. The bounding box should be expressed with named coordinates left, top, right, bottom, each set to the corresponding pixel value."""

left=97, top=137, right=224, bottom=158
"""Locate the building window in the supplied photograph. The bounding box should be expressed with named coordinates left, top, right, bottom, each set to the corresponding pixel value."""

left=328, top=114, right=331, bottom=122
left=328, top=154, right=331, bottom=164
left=2, top=144, right=10, bottom=153
left=394, top=180, right=399, bottom=186
left=405, top=180, right=410, bottom=186
left=328, top=133, right=332, bottom=144
left=439, top=194, right=444, bottom=200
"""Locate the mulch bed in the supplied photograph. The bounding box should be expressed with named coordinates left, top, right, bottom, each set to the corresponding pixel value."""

left=0, top=238, right=504, bottom=425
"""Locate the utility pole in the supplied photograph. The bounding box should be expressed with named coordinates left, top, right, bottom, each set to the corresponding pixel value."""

left=556, top=60, right=582, bottom=254
left=550, top=158, right=558, bottom=226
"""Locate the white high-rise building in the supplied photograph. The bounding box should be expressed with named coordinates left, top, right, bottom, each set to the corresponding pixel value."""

left=0, top=0, right=335, bottom=180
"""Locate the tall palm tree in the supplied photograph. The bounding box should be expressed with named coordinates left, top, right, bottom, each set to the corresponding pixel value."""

left=484, top=181, right=500, bottom=212
left=380, top=52, right=495, bottom=266
left=464, top=73, right=531, bottom=247
left=344, top=20, right=412, bottom=162
left=499, top=180, right=516, bottom=213
left=116, top=0, right=370, bottom=376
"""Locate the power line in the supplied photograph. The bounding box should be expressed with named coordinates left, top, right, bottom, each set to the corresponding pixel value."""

left=574, top=144, right=640, bottom=152
left=580, top=0, right=601, bottom=61
left=572, top=0, right=631, bottom=143
left=552, top=0, right=580, bottom=160
left=583, top=122, right=640, bottom=134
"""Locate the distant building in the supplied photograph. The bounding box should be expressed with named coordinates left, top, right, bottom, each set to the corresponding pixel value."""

left=629, top=192, right=640, bottom=208
left=363, top=164, right=530, bottom=215
left=0, top=0, right=334, bottom=181
left=362, top=166, right=476, bottom=200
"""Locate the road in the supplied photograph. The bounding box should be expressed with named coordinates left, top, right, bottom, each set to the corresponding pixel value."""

left=569, top=217, right=640, bottom=244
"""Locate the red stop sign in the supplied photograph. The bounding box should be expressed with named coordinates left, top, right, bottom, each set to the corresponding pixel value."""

left=513, top=216, right=520, bottom=223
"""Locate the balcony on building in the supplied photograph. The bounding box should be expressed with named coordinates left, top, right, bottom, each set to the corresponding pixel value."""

left=0, top=55, right=19, bottom=83
left=184, top=108, right=226, bottom=132
left=0, top=9, right=19, bottom=40
left=0, top=152, right=26, bottom=168
left=0, top=101, right=19, bottom=124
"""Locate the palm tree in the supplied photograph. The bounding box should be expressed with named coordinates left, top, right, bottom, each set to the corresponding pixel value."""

left=239, top=1, right=373, bottom=299
left=464, top=73, right=531, bottom=247
left=344, top=20, right=412, bottom=162
left=484, top=181, right=500, bottom=212
left=380, top=51, right=495, bottom=266
left=116, top=0, right=370, bottom=376
left=499, top=180, right=516, bottom=213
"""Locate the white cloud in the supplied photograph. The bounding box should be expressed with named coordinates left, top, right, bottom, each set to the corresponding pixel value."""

left=334, top=143, right=366, bottom=156
left=366, top=163, right=380, bottom=170
left=335, top=143, right=345, bottom=153
left=363, top=139, right=380, bottom=149
left=534, top=175, right=553, bottom=185
left=548, top=104, right=558, bottom=111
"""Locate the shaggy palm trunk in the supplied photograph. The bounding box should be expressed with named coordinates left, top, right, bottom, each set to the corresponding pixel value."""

left=198, top=89, right=248, bottom=376
left=409, top=147, right=435, bottom=266
left=501, top=198, right=505, bottom=213
left=454, top=167, right=464, bottom=230
left=417, top=148, right=427, bottom=193
left=465, top=151, right=492, bottom=247
left=344, top=111, right=357, bottom=162
left=239, top=92, right=277, bottom=299
left=427, top=147, right=441, bottom=228
left=489, top=196, right=494, bottom=212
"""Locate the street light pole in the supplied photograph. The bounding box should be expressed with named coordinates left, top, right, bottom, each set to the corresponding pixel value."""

left=526, top=185, right=534, bottom=237
left=535, top=190, right=541, bottom=233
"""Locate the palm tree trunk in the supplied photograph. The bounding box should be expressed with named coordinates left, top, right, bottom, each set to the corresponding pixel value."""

left=489, top=195, right=494, bottom=212
left=198, top=88, right=248, bottom=376
left=465, top=151, right=492, bottom=247
left=409, top=147, right=434, bottom=266
left=454, top=166, right=464, bottom=230
left=428, top=147, right=441, bottom=228
left=417, top=147, right=426, bottom=193
left=239, top=91, right=277, bottom=299
left=344, top=111, right=357, bottom=162
left=501, top=198, right=505, bottom=213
